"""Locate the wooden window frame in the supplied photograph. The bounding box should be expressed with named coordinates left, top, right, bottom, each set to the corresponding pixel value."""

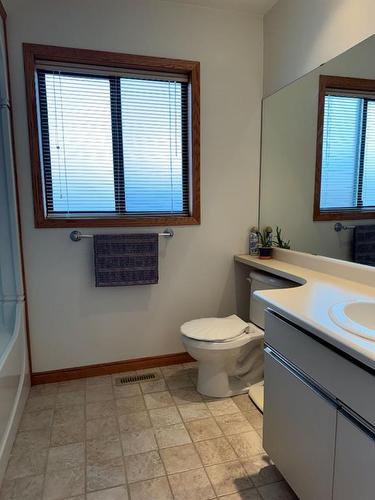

left=314, top=74, right=375, bottom=221
left=23, top=43, right=200, bottom=228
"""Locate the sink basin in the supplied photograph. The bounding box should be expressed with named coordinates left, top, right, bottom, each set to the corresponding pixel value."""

left=329, top=301, right=375, bottom=341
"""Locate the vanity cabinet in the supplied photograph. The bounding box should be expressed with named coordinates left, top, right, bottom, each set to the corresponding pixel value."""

left=263, top=310, right=375, bottom=500
left=333, top=412, right=375, bottom=500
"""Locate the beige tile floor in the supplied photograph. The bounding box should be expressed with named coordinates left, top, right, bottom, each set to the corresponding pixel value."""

left=0, top=362, right=298, bottom=500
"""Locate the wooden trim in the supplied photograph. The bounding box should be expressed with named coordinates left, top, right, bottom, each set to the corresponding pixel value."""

left=191, top=62, right=201, bottom=224
left=31, top=352, right=194, bottom=385
left=24, top=43, right=199, bottom=74
left=23, top=43, right=200, bottom=228
left=317, top=74, right=375, bottom=93
left=313, top=209, right=375, bottom=221
left=313, top=75, right=326, bottom=221
left=313, top=75, right=375, bottom=221
left=33, top=215, right=200, bottom=229
left=23, top=44, right=45, bottom=228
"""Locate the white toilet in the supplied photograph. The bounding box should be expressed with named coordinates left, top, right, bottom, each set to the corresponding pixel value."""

left=181, top=270, right=297, bottom=398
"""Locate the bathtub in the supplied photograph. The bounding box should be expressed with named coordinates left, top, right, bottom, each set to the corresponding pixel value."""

left=0, top=300, right=29, bottom=483
left=0, top=4, right=31, bottom=485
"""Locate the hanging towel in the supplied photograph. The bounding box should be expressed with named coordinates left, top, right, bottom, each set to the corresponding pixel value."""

left=94, top=233, right=159, bottom=287
left=353, top=225, right=375, bottom=267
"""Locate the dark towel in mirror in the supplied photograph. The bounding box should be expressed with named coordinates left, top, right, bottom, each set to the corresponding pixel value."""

left=353, top=225, right=375, bottom=267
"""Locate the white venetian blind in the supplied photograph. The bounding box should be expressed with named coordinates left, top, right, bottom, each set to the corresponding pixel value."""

left=362, top=100, right=375, bottom=207
left=36, top=66, right=189, bottom=218
left=121, top=78, right=185, bottom=213
left=320, top=92, right=375, bottom=212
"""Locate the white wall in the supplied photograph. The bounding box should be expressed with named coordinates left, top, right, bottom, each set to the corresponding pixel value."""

left=264, top=0, right=375, bottom=96
left=5, top=0, right=262, bottom=372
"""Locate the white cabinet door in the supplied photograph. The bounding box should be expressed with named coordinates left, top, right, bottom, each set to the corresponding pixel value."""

left=263, top=349, right=336, bottom=500
left=333, top=412, right=375, bottom=500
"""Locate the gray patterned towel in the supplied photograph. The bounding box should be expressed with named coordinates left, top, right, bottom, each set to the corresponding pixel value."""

left=94, top=233, right=159, bottom=287
left=353, top=225, right=375, bottom=267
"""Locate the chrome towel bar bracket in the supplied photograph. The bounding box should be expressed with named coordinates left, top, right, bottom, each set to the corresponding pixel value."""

left=70, top=228, right=174, bottom=242
left=334, top=222, right=356, bottom=232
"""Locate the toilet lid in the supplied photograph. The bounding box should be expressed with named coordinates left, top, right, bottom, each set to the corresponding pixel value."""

left=181, top=314, right=249, bottom=342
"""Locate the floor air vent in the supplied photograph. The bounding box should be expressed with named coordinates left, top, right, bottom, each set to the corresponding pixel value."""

left=114, top=372, right=159, bottom=386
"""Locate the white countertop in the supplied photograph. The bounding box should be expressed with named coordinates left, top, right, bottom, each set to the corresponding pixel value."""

left=235, top=251, right=375, bottom=371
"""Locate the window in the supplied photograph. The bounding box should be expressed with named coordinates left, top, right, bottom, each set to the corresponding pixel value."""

left=314, top=75, right=375, bottom=220
left=24, top=44, right=200, bottom=227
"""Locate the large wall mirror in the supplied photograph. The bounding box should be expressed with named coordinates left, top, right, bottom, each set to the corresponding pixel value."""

left=259, top=35, right=375, bottom=266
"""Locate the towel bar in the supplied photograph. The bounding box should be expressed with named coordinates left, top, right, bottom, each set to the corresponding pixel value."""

left=334, top=223, right=356, bottom=232
left=70, top=229, right=174, bottom=242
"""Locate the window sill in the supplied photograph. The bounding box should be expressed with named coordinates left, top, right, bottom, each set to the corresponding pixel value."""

left=313, top=210, right=375, bottom=221
left=34, top=214, right=201, bottom=228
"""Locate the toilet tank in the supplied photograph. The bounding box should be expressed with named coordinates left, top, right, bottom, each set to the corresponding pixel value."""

left=249, top=270, right=298, bottom=329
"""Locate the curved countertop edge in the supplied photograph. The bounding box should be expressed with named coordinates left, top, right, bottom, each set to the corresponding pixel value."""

left=235, top=251, right=375, bottom=371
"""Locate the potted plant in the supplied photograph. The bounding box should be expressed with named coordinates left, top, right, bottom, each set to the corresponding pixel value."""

left=256, top=226, right=273, bottom=259
left=274, top=226, right=291, bottom=249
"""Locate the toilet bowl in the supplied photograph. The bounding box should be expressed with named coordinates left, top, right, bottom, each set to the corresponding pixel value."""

left=182, top=320, right=264, bottom=397
left=181, top=270, right=298, bottom=399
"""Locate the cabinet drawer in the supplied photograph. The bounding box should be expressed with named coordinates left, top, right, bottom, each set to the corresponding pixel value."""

left=265, top=310, right=375, bottom=427
left=264, top=349, right=336, bottom=500
left=333, top=412, right=375, bottom=500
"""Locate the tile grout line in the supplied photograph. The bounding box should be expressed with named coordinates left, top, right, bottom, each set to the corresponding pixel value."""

left=4, top=385, right=92, bottom=499
left=181, top=401, right=259, bottom=498
left=39, top=394, right=55, bottom=500
left=23, top=388, right=58, bottom=499
left=5, top=363, right=277, bottom=500
left=161, top=369, right=265, bottom=497
left=12, top=391, right=58, bottom=498
left=83, top=381, right=87, bottom=499
left=177, top=407, right=224, bottom=499
left=118, top=364, right=261, bottom=498
left=85, top=376, right=130, bottom=497
left=120, top=383, right=148, bottom=500
left=126, top=364, right=194, bottom=499
left=161, top=366, right=249, bottom=498
left=155, top=365, right=198, bottom=500
left=48, top=385, right=87, bottom=499
left=112, top=381, right=132, bottom=500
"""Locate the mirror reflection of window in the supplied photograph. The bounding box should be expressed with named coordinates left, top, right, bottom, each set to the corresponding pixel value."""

left=314, top=76, right=375, bottom=220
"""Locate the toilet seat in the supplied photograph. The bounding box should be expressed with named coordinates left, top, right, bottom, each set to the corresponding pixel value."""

left=181, top=314, right=249, bottom=342
left=181, top=314, right=263, bottom=344
left=182, top=323, right=263, bottom=348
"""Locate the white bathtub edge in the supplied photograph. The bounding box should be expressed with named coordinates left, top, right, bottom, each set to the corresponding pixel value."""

left=0, top=303, right=30, bottom=486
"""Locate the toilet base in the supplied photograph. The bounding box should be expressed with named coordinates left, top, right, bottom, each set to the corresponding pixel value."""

left=197, top=362, right=251, bottom=398
left=182, top=324, right=264, bottom=399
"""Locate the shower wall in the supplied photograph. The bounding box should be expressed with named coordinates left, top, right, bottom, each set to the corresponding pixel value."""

left=0, top=5, right=29, bottom=485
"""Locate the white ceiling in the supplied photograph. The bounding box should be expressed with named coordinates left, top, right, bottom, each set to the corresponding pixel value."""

left=164, top=0, right=279, bottom=15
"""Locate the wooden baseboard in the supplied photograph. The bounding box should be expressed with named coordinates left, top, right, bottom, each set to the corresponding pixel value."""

left=31, top=352, right=194, bottom=385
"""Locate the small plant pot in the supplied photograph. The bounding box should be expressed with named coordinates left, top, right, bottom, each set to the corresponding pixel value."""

left=259, top=246, right=273, bottom=259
